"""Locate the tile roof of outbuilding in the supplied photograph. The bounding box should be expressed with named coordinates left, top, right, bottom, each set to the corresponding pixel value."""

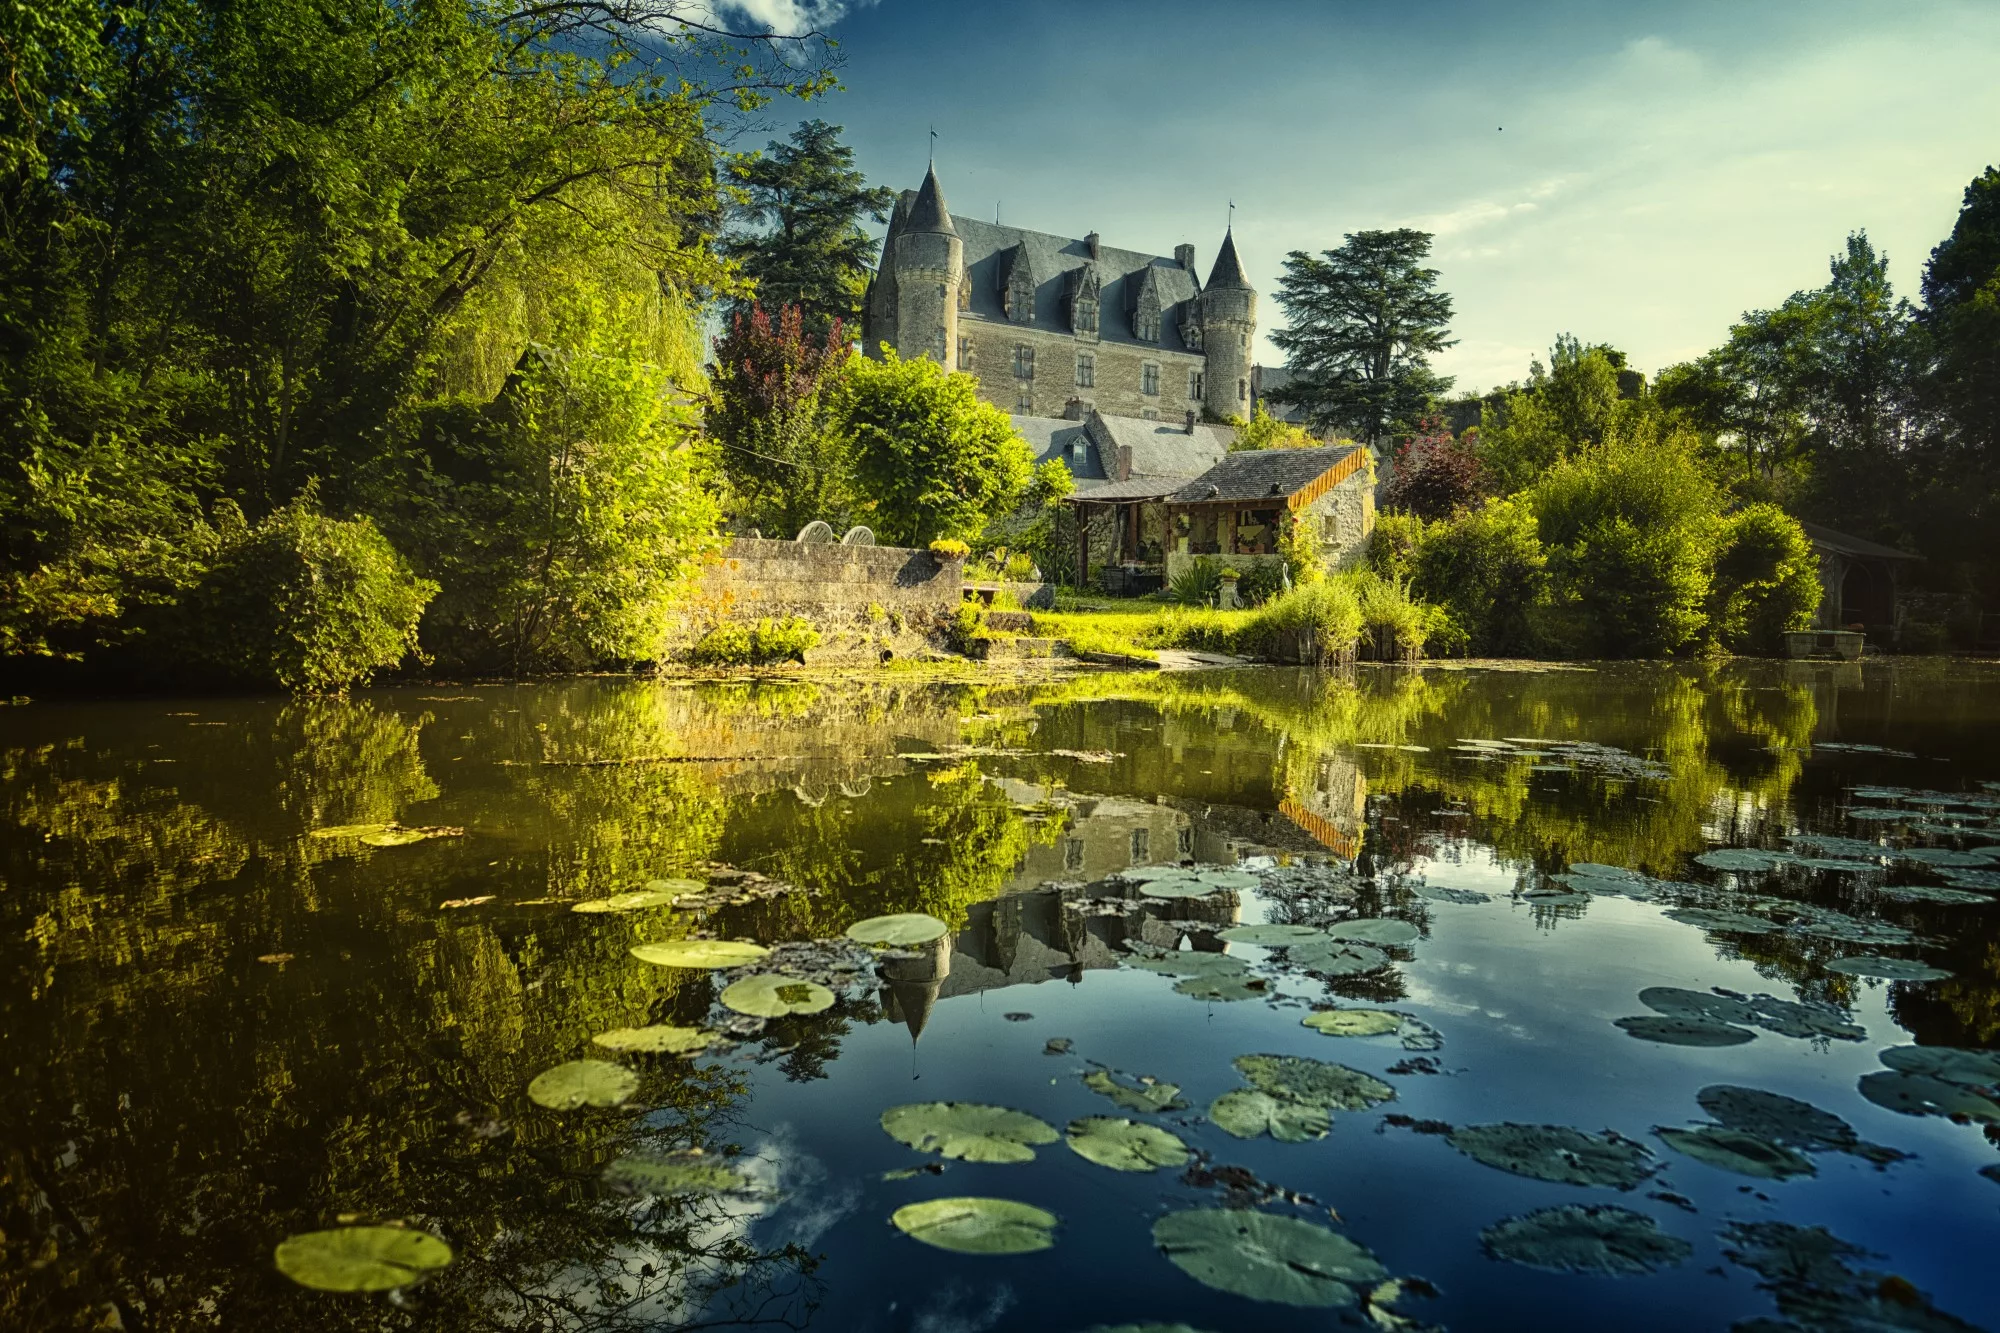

left=1798, top=521, right=1921, bottom=562
left=1092, top=413, right=1235, bottom=478
left=1168, top=445, right=1366, bottom=504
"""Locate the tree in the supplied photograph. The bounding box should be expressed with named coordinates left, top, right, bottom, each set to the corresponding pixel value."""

left=1380, top=413, right=1484, bottom=519
left=1267, top=229, right=1456, bottom=441
left=724, top=120, right=895, bottom=329
left=835, top=350, right=1033, bottom=546
left=707, top=304, right=854, bottom=536
left=1915, top=167, right=2000, bottom=578
left=1227, top=402, right=1322, bottom=451
left=1476, top=336, right=1626, bottom=494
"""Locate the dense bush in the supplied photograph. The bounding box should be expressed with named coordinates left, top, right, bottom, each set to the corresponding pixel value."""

left=686, top=616, right=821, bottom=667
left=1170, top=557, right=1226, bottom=606
left=1708, top=504, right=1821, bottom=653
left=1406, top=498, right=1547, bottom=656
left=1381, top=414, right=1484, bottom=519
left=179, top=493, right=435, bottom=692
left=1240, top=580, right=1364, bottom=665
left=1235, top=562, right=1287, bottom=606
left=1354, top=573, right=1428, bottom=660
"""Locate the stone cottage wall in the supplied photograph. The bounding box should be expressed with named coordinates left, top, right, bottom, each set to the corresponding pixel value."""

left=677, top=539, right=964, bottom=658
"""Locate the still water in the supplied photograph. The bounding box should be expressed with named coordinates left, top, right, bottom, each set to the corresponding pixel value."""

left=3, top=661, right=1999, bottom=1332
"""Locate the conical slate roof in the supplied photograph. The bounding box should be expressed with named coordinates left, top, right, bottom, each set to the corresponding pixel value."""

left=906, top=165, right=956, bottom=235
left=1206, top=228, right=1249, bottom=289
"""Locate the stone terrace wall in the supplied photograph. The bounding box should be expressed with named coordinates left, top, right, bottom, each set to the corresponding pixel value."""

left=677, top=539, right=965, bottom=660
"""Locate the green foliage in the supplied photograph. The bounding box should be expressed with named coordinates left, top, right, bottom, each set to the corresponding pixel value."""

left=837, top=351, right=1034, bottom=546
left=1477, top=336, right=1628, bottom=495
left=398, top=296, right=721, bottom=673
left=686, top=617, right=821, bottom=668
left=1708, top=505, right=1821, bottom=654
left=1240, top=580, right=1365, bottom=665
left=1169, top=557, right=1226, bottom=606
left=1526, top=422, right=1726, bottom=657
left=1277, top=512, right=1327, bottom=586
left=1917, top=167, right=2000, bottom=579
left=981, top=459, right=1074, bottom=574
left=707, top=304, right=854, bottom=536
left=1369, top=511, right=1426, bottom=584
left=946, top=603, right=990, bottom=654
left=1227, top=403, right=1322, bottom=451
left=1235, top=562, right=1286, bottom=607
left=929, top=539, right=970, bottom=561
left=723, top=121, right=895, bottom=330
left=178, top=491, right=434, bottom=692
left=1353, top=573, right=1428, bottom=660
left=1407, top=498, right=1548, bottom=657
left=1267, top=229, right=1456, bottom=440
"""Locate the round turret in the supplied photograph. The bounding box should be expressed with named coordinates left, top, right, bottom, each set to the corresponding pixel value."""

left=888, top=165, right=963, bottom=364
left=1199, top=228, right=1256, bottom=420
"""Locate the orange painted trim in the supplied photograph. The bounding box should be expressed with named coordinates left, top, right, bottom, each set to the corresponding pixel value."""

left=1278, top=797, right=1362, bottom=858
left=1286, top=450, right=1367, bottom=513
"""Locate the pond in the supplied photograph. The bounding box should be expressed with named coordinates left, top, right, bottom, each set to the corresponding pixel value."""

left=3, top=660, right=1999, bottom=1332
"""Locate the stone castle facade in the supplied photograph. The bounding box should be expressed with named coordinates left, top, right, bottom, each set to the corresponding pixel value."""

left=862, top=166, right=1256, bottom=424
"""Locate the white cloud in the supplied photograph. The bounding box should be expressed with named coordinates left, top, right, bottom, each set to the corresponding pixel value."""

left=712, top=0, right=875, bottom=35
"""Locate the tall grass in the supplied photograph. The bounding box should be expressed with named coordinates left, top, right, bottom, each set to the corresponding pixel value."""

left=1238, top=580, right=1364, bottom=665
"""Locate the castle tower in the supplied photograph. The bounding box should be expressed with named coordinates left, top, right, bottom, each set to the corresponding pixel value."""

left=1199, top=228, right=1256, bottom=421
left=885, top=165, right=963, bottom=365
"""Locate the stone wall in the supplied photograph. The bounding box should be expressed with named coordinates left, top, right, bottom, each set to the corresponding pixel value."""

left=1160, top=468, right=1376, bottom=585
left=681, top=538, right=964, bottom=659
left=960, top=320, right=1205, bottom=420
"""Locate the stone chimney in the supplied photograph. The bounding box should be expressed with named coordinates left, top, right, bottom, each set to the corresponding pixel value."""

left=1086, top=231, right=1101, bottom=260
left=1064, top=396, right=1087, bottom=421
left=1184, top=408, right=1197, bottom=434
left=1175, top=243, right=1196, bottom=271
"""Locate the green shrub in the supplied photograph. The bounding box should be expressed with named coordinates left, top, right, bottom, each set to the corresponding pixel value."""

left=1235, top=562, right=1286, bottom=607
left=1170, top=557, right=1225, bottom=606
left=1408, top=497, right=1548, bottom=656
left=1355, top=573, right=1428, bottom=660
left=1240, top=580, right=1363, bottom=665
left=180, top=492, right=435, bottom=692
left=1369, top=511, right=1427, bottom=583
left=1003, top=552, right=1037, bottom=581
left=946, top=602, right=989, bottom=654
left=1708, top=504, right=1821, bottom=654
left=687, top=616, right=820, bottom=666
left=1059, top=623, right=1159, bottom=664
left=929, top=539, right=970, bottom=561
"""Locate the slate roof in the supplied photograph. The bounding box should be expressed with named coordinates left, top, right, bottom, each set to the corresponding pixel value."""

left=1092, top=413, right=1234, bottom=478
left=1799, top=522, right=1921, bottom=562
left=1168, top=445, right=1365, bottom=504
left=1250, top=364, right=1309, bottom=424
left=1009, top=414, right=1106, bottom=482
left=897, top=204, right=1206, bottom=354
left=906, top=166, right=954, bottom=234
left=1207, top=229, right=1250, bottom=289
left=1069, top=477, right=1185, bottom=502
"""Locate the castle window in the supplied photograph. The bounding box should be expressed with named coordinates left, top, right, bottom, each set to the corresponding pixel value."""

left=957, top=272, right=971, bottom=311
left=931, top=328, right=947, bottom=362
left=957, top=336, right=972, bottom=370
left=1141, top=362, right=1160, bottom=396
left=1135, top=311, right=1160, bottom=342
left=1013, top=344, right=1035, bottom=379
left=1075, top=297, right=1098, bottom=336
left=1190, top=369, right=1203, bottom=401
left=1130, top=827, right=1150, bottom=862
left=1238, top=378, right=1248, bottom=402
left=1017, top=383, right=1034, bottom=413
left=1076, top=353, right=1094, bottom=388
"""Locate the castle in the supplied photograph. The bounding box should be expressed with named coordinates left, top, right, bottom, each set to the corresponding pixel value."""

left=862, top=165, right=1257, bottom=425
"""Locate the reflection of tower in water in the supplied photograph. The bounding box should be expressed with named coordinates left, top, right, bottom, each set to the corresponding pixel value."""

left=880, top=934, right=952, bottom=1043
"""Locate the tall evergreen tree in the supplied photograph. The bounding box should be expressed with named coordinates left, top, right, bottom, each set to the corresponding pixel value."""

left=724, top=121, right=894, bottom=329
left=1267, top=229, right=1456, bottom=442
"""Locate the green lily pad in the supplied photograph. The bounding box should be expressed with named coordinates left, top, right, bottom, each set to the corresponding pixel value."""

left=1209, top=1088, right=1332, bottom=1141
left=1615, top=1015, right=1756, bottom=1046
left=1448, top=1123, right=1657, bottom=1188
left=1940, top=869, right=2000, bottom=890
left=1301, top=1008, right=1403, bottom=1038
left=1416, top=883, right=1491, bottom=904
left=1873, top=882, right=1993, bottom=904
left=1846, top=808, right=1912, bottom=821
left=720, top=974, right=835, bottom=1018
left=1325, top=918, right=1420, bottom=947
left=526, top=1059, right=640, bottom=1110
left=630, top=939, right=771, bottom=969
left=1065, top=1117, right=1189, bottom=1172
left=891, top=1197, right=1057, bottom=1254
left=1893, top=847, right=1991, bottom=867
left=1197, top=870, right=1260, bottom=891
left=572, top=888, right=681, bottom=914
left=1695, top=1085, right=1905, bottom=1163
left=1234, top=1054, right=1394, bottom=1111
left=1664, top=907, right=1779, bottom=934
left=1825, top=956, right=1954, bottom=981
left=844, top=913, right=948, bottom=946
left=359, top=825, right=463, bottom=848
left=1638, top=986, right=1862, bottom=1041
left=308, top=823, right=395, bottom=841
left=591, top=1025, right=716, bottom=1056
left=1124, top=948, right=1249, bottom=979
left=1285, top=940, right=1391, bottom=976
left=1655, top=1126, right=1815, bottom=1179
left=1857, top=1071, right=2000, bottom=1122
left=1121, top=864, right=1193, bottom=882
left=1139, top=876, right=1224, bottom=899
left=1877, top=1045, right=2000, bottom=1091
left=602, top=1155, right=752, bottom=1197
left=1172, top=973, right=1263, bottom=1001
left=273, top=1226, right=454, bottom=1292
left=1152, top=1209, right=1387, bottom=1307
left=1218, top=923, right=1326, bottom=945
left=880, top=1102, right=1059, bottom=1163
left=1696, top=849, right=1785, bottom=872
left=1571, top=862, right=1641, bottom=880
left=1522, top=889, right=1592, bottom=907
left=1083, top=1068, right=1187, bottom=1114
left=1480, top=1205, right=1691, bottom=1275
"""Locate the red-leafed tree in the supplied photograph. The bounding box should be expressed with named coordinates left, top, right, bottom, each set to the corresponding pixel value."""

left=1380, top=413, right=1485, bottom=519
left=706, top=303, right=855, bottom=536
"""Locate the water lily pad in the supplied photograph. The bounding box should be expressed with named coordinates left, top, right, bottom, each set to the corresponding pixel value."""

left=1173, top=973, right=1263, bottom=1001
left=1197, top=870, right=1260, bottom=891
left=1415, top=884, right=1491, bottom=904
left=1695, top=1085, right=1906, bottom=1164
left=1084, top=1068, right=1187, bottom=1114
left=1571, top=862, right=1641, bottom=880
left=308, top=823, right=394, bottom=840
left=1218, top=923, right=1326, bottom=945
left=1637, top=986, right=1862, bottom=1042
left=359, top=825, right=464, bottom=848
left=1615, top=1015, right=1756, bottom=1046
left=1124, top=948, right=1248, bottom=979
left=1877, top=1045, right=2000, bottom=1091
left=572, top=888, right=681, bottom=914
left=602, top=1155, right=752, bottom=1196
left=1846, top=808, right=1912, bottom=821
left=1209, top=1089, right=1331, bottom=1142
left=1121, top=864, right=1193, bottom=882
left=1448, top=1123, right=1657, bottom=1188
left=1285, top=940, right=1392, bottom=976
left=1857, top=1070, right=2000, bottom=1122
left=1521, top=889, right=1591, bottom=907
left=527, top=1059, right=640, bottom=1110
left=1893, top=847, right=1990, bottom=867
left=1325, top=918, right=1420, bottom=947
left=1301, top=1008, right=1403, bottom=1038
left=891, top=1197, right=1058, bottom=1254
left=1480, top=1204, right=1691, bottom=1274
left=1139, top=876, right=1224, bottom=899
left=1234, top=1054, right=1394, bottom=1111
left=1788, top=835, right=1888, bottom=859
left=1941, top=868, right=2000, bottom=890
left=273, top=1226, right=454, bottom=1292
left=1874, top=882, right=1994, bottom=904
left=1152, top=1209, right=1386, bottom=1307
left=844, top=912, right=948, bottom=946
left=591, top=1025, right=716, bottom=1056
left=1664, top=907, right=1779, bottom=934
left=1825, top=956, right=1954, bottom=981
left=719, top=974, right=835, bottom=1018
left=1065, top=1117, right=1189, bottom=1172
left=1696, top=848, right=1785, bottom=872
left=630, top=939, right=770, bottom=969
left=1655, top=1126, right=1815, bottom=1179
left=880, top=1102, right=1059, bottom=1163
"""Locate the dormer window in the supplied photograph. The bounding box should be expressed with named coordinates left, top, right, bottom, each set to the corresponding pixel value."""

left=1129, top=266, right=1164, bottom=344
left=1066, top=263, right=1101, bottom=340
left=1000, top=243, right=1037, bottom=325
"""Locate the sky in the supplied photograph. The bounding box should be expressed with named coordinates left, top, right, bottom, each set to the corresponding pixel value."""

left=720, top=0, right=1999, bottom=394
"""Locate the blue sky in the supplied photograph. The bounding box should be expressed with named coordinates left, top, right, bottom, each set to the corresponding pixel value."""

left=726, top=0, right=1999, bottom=393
